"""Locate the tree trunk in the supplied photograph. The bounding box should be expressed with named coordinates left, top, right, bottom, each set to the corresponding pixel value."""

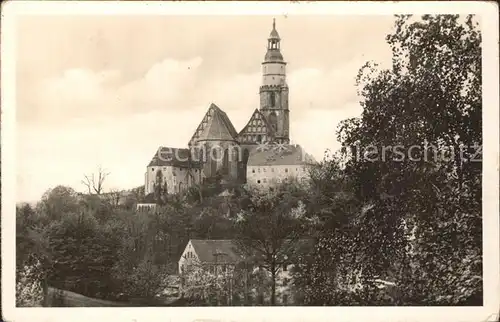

left=271, top=264, right=276, bottom=306
left=42, top=274, right=49, bottom=307
left=198, top=186, right=203, bottom=203
left=244, top=263, right=249, bottom=305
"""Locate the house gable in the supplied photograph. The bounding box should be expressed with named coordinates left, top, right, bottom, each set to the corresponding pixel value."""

left=237, top=109, right=275, bottom=144
left=179, top=240, right=201, bottom=274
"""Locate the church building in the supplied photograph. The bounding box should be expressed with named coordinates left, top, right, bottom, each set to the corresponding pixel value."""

left=144, top=20, right=314, bottom=196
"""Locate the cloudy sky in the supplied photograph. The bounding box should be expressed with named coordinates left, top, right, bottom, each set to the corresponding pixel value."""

left=16, top=15, right=396, bottom=202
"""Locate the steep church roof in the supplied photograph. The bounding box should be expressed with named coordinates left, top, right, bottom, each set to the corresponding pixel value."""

left=198, top=105, right=237, bottom=142
left=189, top=103, right=238, bottom=146
left=147, top=147, right=201, bottom=168
left=212, top=104, right=238, bottom=139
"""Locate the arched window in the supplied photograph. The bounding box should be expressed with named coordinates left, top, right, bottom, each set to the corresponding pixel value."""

left=239, top=148, right=250, bottom=183
left=256, top=135, right=262, bottom=143
left=210, top=148, right=218, bottom=177
left=269, top=92, right=276, bottom=106
left=268, top=112, right=278, bottom=132
left=223, top=148, right=229, bottom=175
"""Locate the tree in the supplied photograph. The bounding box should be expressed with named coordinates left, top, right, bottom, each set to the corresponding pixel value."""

left=293, top=155, right=372, bottom=305
left=16, top=258, right=44, bottom=307
left=335, top=14, right=482, bottom=305
left=16, top=217, right=54, bottom=306
left=113, top=255, right=169, bottom=300
left=106, top=189, right=123, bottom=208
left=233, top=181, right=310, bottom=305
left=123, top=186, right=145, bottom=210
left=181, top=258, right=238, bottom=306
left=44, top=210, right=122, bottom=298
left=82, top=166, right=109, bottom=195
left=152, top=170, right=169, bottom=206
left=38, top=186, right=80, bottom=221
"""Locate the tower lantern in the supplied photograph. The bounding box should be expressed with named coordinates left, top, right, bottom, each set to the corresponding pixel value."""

left=268, top=18, right=281, bottom=50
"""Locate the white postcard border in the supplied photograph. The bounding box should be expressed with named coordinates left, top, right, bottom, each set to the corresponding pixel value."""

left=1, top=1, right=498, bottom=322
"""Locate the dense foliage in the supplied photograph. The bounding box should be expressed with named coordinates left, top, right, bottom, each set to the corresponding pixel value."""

left=15, top=184, right=243, bottom=304
left=294, top=14, right=482, bottom=306
left=15, top=15, right=482, bottom=307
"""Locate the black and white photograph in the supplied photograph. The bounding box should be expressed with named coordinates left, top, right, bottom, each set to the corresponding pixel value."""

left=1, top=2, right=499, bottom=322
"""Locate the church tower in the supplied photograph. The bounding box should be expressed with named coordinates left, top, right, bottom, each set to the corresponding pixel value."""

left=259, top=19, right=290, bottom=144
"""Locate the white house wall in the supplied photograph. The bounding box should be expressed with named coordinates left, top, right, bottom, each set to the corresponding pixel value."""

left=246, top=164, right=308, bottom=188
left=178, top=240, right=200, bottom=274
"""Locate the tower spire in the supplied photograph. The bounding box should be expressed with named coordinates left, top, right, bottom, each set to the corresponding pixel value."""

left=273, top=18, right=276, bottom=30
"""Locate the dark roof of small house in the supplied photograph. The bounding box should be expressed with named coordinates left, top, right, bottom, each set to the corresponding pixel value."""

left=142, top=193, right=157, bottom=204
left=147, top=147, right=201, bottom=168
left=247, top=144, right=316, bottom=166
left=188, top=238, right=315, bottom=265
left=190, top=239, right=243, bottom=264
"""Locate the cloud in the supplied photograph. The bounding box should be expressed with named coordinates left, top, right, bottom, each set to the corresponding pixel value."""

left=15, top=15, right=398, bottom=201
left=17, top=57, right=370, bottom=201
left=17, top=106, right=209, bottom=201
left=17, top=49, right=391, bottom=202
left=29, top=57, right=204, bottom=124
left=119, top=57, right=203, bottom=111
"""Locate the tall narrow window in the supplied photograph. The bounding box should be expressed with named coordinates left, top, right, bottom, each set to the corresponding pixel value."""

left=269, top=112, right=278, bottom=132
left=223, top=148, right=229, bottom=174
left=269, top=92, right=276, bottom=107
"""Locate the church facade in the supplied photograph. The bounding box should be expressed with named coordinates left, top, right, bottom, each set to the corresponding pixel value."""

left=144, top=20, right=314, bottom=196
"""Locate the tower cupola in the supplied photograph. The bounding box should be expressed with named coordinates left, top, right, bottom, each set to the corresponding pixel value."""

left=265, top=18, right=284, bottom=62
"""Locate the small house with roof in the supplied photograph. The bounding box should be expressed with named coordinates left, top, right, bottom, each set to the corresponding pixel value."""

left=178, top=238, right=314, bottom=305
left=178, top=239, right=243, bottom=275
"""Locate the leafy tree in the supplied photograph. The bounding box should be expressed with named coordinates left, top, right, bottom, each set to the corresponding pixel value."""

left=233, top=181, right=310, bottom=305
left=37, top=186, right=80, bottom=221
left=113, top=255, right=169, bottom=300
left=45, top=211, right=121, bottom=298
left=181, top=259, right=237, bottom=306
left=293, top=15, right=482, bottom=306
left=293, top=155, right=369, bottom=305
left=16, top=258, right=44, bottom=307
left=334, top=14, right=482, bottom=305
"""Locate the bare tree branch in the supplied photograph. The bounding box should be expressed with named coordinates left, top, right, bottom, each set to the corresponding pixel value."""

left=81, top=166, right=110, bottom=195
